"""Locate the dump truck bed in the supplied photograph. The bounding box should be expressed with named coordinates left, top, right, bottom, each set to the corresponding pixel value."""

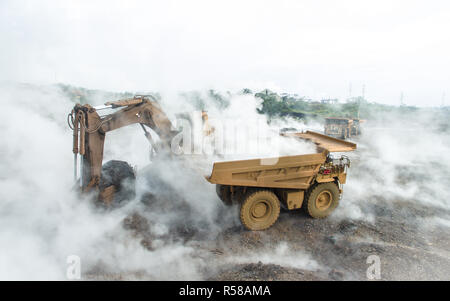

left=283, top=130, right=357, bottom=152
left=207, top=152, right=327, bottom=190
left=207, top=131, right=356, bottom=189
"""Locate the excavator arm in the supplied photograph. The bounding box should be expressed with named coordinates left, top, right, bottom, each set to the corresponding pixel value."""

left=69, top=95, right=178, bottom=202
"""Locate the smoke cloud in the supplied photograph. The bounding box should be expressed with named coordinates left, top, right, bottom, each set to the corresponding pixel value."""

left=0, top=82, right=449, bottom=280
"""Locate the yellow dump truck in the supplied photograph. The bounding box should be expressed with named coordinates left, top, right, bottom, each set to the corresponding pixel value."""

left=324, top=117, right=354, bottom=139
left=206, top=131, right=356, bottom=230
left=324, top=117, right=364, bottom=139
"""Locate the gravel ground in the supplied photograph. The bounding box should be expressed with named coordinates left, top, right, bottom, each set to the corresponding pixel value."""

left=86, top=123, right=450, bottom=281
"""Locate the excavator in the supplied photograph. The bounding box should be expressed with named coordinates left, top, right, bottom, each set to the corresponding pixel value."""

left=68, top=95, right=179, bottom=206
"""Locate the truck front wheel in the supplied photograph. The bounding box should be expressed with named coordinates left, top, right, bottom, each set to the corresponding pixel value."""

left=240, top=190, right=280, bottom=231
left=303, top=182, right=340, bottom=218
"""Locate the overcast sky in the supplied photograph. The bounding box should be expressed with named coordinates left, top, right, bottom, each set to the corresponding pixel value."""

left=1, top=0, right=449, bottom=106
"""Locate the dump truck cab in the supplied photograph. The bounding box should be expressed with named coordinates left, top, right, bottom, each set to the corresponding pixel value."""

left=207, top=131, right=356, bottom=230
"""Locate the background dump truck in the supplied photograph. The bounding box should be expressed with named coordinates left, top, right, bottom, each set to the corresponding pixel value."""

left=324, top=117, right=353, bottom=139
left=207, top=131, right=356, bottom=230
left=324, top=117, right=363, bottom=139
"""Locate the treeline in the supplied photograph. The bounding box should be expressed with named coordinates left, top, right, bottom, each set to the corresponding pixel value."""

left=57, top=83, right=441, bottom=122
left=254, top=89, right=361, bottom=120
left=57, top=83, right=136, bottom=104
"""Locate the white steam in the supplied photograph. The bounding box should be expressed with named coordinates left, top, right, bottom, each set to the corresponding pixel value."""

left=334, top=111, right=450, bottom=225
left=1, top=82, right=449, bottom=280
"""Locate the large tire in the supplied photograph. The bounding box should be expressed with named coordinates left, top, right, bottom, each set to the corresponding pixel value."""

left=99, top=160, right=136, bottom=207
left=216, top=184, right=232, bottom=206
left=240, top=190, right=280, bottom=231
left=303, top=182, right=340, bottom=218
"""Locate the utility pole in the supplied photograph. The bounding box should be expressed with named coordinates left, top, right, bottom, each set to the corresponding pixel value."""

left=357, top=103, right=360, bottom=119
left=358, top=84, right=365, bottom=119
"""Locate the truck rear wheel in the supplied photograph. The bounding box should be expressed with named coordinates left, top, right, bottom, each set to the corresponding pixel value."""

left=304, top=182, right=340, bottom=218
left=240, top=190, right=280, bottom=231
left=216, top=184, right=232, bottom=206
